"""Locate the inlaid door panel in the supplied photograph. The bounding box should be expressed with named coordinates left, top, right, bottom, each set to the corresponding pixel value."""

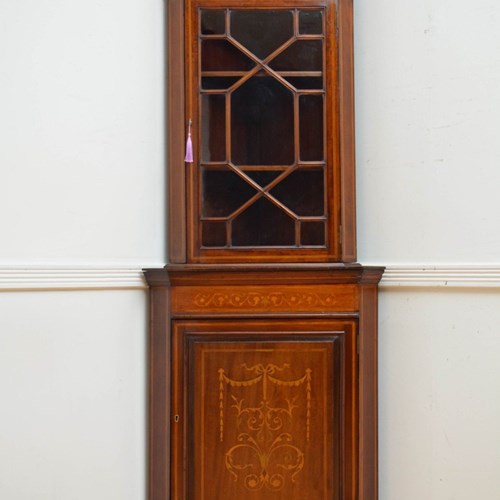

left=171, top=319, right=357, bottom=499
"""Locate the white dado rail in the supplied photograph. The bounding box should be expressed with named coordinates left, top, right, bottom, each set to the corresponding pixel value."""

left=0, top=265, right=500, bottom=290
left=380, top=265, right=500, bottom=287
left=0, top=267, right=149, bottom=290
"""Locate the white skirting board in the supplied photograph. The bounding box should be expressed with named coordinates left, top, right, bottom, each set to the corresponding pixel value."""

left=0, top=265, right=499, bottom=290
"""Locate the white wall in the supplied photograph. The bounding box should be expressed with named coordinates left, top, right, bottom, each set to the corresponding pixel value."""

left=379, top=289, right=500, bottom=500
left=0, top=0, right=165, bottom=265
left=355, top=0, right=500, bottom=500
left=0, top=0, right=163, bottom=498
left=356, top=0, right=500, bottom=264
left=354, top=2, right=500, bottom=498
left=0, top=291, right=147, bottom=500
left=1, top=1, right=499, bottom=499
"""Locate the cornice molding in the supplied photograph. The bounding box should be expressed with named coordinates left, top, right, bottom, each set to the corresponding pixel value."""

left=1, top=265, right=499, bottom=290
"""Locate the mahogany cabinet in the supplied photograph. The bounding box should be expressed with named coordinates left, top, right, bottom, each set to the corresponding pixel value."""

left=145, top=0, right=384, bottom=498
left=146, top=266, right=383, bottom=499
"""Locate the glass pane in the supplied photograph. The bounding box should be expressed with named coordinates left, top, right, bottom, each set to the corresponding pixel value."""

left=201, top=76, right=241, bottom=90
left=202, top=221, right=227, bottom=247
left=270, top=169, right=324, bottom=216
left=201, top=40, right=255, bottom=72
left=243, top=170, right=283, bottom=188
left=270, top=40, right=323, bottom=71
left=230, top=10, right=293, bottom=59
left=299, top=10, right=323, bottom=35
left=202, top=168, right=257, bottom=217
left=231, top=77, right=294, bottom=166
left=201, top=10, right=225, bottom=35
left=299, top=95, right=324, bottom=161
left=201, top=94, right=226, bottom=162
left=284, top=76, right=323, bottom=90
left=301, top=221, right=325, bottom=246
left=232, top=197, right=295, bottom=246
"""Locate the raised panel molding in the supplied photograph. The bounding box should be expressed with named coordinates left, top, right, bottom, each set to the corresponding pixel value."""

left=1, top=265, right=500, bottom=290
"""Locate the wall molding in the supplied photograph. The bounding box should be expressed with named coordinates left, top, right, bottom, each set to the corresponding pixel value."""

left=0, top=267, right=149, bottom=290
left=1, top=265, right=500, bottom=290
left=380, top=265, right=500, bottom=288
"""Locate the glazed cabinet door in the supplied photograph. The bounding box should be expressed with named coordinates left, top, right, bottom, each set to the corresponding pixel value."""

left=171, top=318, right=358, bottom=499
left=185, top=0, right=344, bottom=263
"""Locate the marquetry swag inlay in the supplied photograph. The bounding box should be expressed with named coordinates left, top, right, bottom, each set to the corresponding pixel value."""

left=219, top=363, right=312, bottom=491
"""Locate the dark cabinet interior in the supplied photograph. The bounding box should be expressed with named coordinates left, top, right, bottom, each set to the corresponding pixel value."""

left=198, top=8, right=328, bottom=253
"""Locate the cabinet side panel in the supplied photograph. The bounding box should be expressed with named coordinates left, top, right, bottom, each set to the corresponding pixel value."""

left=168, top=0, right=187, bottom=263
left=358, top=285, right=379, bottom=500
left=338, top=0, right=356, bottom=261
left=149, top=287, right=171, bottom=500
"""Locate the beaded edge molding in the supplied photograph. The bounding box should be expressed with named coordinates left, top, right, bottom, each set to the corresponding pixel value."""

left=0, top=265, right=500, bottom=290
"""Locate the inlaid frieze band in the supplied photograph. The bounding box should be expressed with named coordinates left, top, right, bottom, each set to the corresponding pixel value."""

left=197, top=292, right=338, bottom=308
left=170, top=284, right=358, bottom=314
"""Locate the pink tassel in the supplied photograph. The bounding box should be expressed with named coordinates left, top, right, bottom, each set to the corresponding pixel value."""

left=185, top=119, right=193, bottom=163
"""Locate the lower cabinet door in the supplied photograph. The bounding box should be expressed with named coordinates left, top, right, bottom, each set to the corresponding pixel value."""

left=171, top=318, right=358, bottom=500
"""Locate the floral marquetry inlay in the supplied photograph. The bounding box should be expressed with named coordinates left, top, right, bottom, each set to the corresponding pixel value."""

left=194, top=291, right=338, bottom=308
left=219, top=363, right=312, bottom=491
left=170, top=284, right=358, bottom=315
